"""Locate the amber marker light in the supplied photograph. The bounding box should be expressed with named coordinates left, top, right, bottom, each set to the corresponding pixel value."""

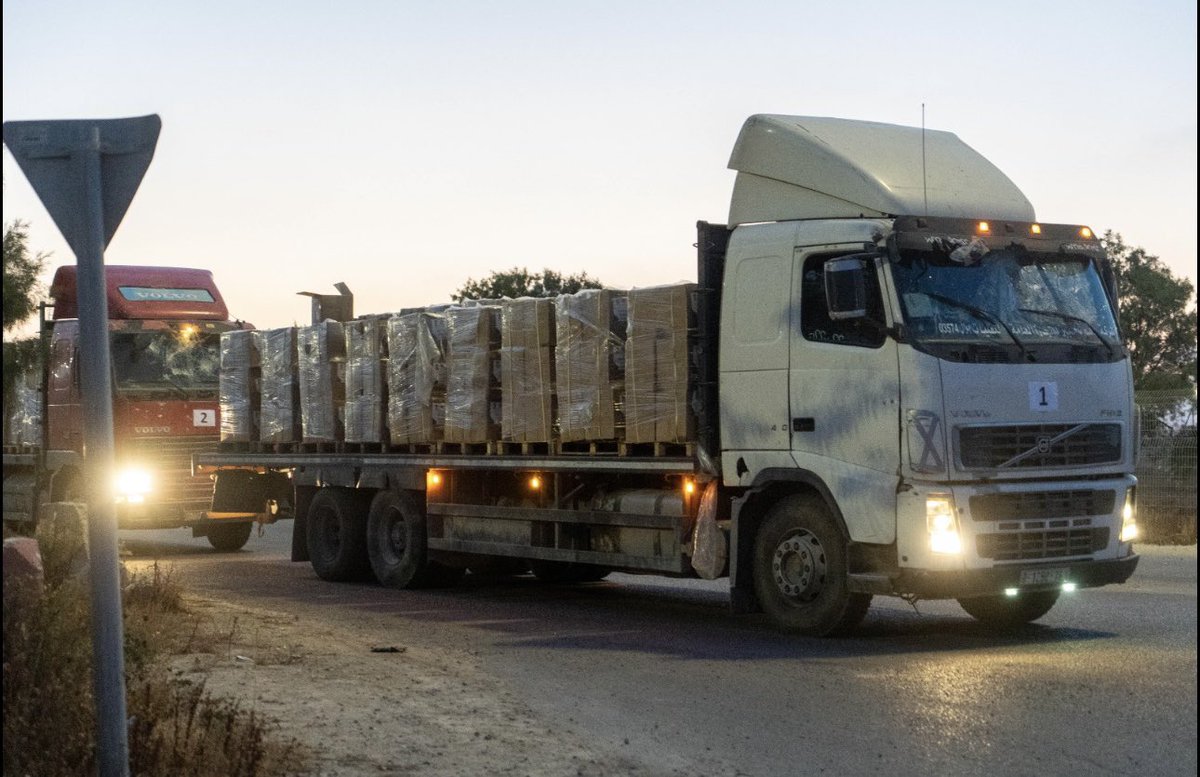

left=426, top=471, right=442, bottom=489
left=977, top=221, right=990, bottom=233
left=1079, top=226, right=1094, bottom=239
left=528, top=475, right=542, bottom=491
left=1030, top=224, right=1042, bottom=235
left=683, top=479, right=696, bottom=496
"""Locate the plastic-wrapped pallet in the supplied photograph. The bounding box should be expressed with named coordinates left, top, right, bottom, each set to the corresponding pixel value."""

left=444, top=305, right=501, bottom=444
left=625, top=283, right=695, bottom=443
left=500, top=297, right=555, bottom=443
left=343, top=317, right=387, bottom=444
left=297, top=321, right=346, bottom=443
left=554, top=289, right=627, bottom=442
left=386, top=312, right=448, bottom=444
left=256, top=327, right=300, bottom=443
left=218, top=329, right=259, bottom=443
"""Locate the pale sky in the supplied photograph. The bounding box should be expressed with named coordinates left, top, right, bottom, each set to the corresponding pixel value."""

left=3, top=1, right=1196, bottom=334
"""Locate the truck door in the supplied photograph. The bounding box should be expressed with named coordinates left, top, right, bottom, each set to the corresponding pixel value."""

left=46, top=322, right=83, bottom=453
left=789, top=247, right=900, bottom=543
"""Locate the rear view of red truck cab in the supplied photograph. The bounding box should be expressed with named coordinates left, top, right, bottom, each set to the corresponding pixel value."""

left=40, top=265, right=255, bottom=550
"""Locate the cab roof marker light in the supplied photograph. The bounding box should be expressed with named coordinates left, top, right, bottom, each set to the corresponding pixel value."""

left=977, top=221, right=990, bottom=233
left=1030, top=224, right=1042, bottom=235
left=1080, top=226, right=1094, bottom=239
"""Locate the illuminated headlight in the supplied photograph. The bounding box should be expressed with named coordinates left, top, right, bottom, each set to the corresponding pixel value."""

left=1120, top=487, right=1138, bottom=543
left=115, top=467, right=153, bottom=504
left=927, top=494, right=961, bottom=554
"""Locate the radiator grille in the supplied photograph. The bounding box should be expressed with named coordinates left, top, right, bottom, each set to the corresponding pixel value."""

left=958, top=423, right=1121, bottom=469
left=969, top=489, right=1116, bottom=522
left=124, top=435, right=216, bottom=508
left=976, top=528, right=1109, bottom=561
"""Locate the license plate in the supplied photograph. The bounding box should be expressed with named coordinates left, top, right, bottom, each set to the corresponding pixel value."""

left=1020, top=567, right=1069, bottom=585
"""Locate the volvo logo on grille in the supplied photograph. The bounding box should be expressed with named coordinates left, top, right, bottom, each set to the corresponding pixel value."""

left=1036, top=435, right=1053, bottom=453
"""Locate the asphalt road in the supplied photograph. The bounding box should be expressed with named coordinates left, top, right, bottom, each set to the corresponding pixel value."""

left=121, top=524, right=1198, bottom=777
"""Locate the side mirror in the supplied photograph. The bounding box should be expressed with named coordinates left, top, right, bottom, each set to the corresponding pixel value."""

left=824, top=255, right=870, bottom=320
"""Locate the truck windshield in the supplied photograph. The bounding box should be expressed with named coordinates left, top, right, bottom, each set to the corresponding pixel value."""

left=111, top=328, right=220, bottom=397
left=889, top=243, right=1122, bottom=364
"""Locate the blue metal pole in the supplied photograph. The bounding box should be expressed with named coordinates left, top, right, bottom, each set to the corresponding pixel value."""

left=75, top=126, right=131, bottom=777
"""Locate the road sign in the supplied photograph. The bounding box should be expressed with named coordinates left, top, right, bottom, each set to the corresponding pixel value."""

left=2, top=114, right=162, bottom=777
left=2, top=115, right=160, bottom=257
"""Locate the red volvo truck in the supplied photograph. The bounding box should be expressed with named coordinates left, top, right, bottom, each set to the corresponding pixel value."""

left=2, top=264, right=260, bottom=550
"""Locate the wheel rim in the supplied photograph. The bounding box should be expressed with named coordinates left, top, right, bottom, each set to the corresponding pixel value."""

left=771, top=529, right=827, bottom=602
left=380, top=506, right=407, bottom=565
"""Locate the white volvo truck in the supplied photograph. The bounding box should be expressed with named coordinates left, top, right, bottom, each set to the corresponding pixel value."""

left=198, top=115, right=1139, bottom=635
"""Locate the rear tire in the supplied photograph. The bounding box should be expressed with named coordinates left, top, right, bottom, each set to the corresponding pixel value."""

left=957, top=590, right=1059, bottom=627
left=306, top=488, right=372, bottom=581
left=207, top=521, right=253, bottom=552
left=752, top=493, right=871, bottom=636
left=366, top=490, right=463, bottom=589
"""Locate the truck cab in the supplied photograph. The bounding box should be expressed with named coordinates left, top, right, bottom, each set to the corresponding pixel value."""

left=13, top=265, right=255, bottom=550
left=716, top=115, right=1138, bottom=632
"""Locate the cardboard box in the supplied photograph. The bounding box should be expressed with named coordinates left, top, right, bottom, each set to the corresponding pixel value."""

left=256, top=327, right=300, bottom=443
left=554, top=289, right=626, bottom=442
left=444, top=305, right=501, bottom=443
left=500, top=297, right=555, bottom=442
left=297, top=321, right=346, bottom=443
left=625, top=283, right=695, bottom=443
left=218, top=329, right=259, bottom=443
left=386, top=312, right=448, bottom=444
left=343, top=317, right=387, bottom=444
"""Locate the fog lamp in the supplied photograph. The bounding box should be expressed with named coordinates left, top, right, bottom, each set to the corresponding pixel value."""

left=1120, top=487, right=1138, bottom=543
left=926, top=494, right=961, bottom=554
left=115, top=467, right=153, bottom=504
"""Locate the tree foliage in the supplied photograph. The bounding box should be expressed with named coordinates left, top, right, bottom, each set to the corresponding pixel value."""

left=453, top=267, right=602, bottom=302
left=1101, top=231, right=1197, bottom=390
left=3, top=220, right=49, bottom=429
left=3, top=219, right=48, bottom=333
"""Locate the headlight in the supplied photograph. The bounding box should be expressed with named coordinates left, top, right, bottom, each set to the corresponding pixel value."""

left=1120, top=486, right=1138, bottom=543
left=927, top=494, right=962, bottom=554
left=115, top=467, right=153, bottom=504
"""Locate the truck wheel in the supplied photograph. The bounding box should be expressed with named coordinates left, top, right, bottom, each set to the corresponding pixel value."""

left=957, top=590, right=1059, bottom=627
left=366, top=490, right=463, bottom=589
left=529, top=561, right=611, bottom=583
left=306, top=488, right=371, bottom=582
left=752, top=493, right=871, bottom=636
left=207, top=521, right=253, bottom=552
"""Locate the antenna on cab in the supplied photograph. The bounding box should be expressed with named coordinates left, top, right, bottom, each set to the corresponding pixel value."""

left=922, top=103, right=929, bottom=217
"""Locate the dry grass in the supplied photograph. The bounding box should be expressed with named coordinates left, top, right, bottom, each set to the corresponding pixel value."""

left=3, top=539, right=307, bottom=776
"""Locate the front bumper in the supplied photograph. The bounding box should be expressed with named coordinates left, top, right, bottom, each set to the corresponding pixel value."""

left=894, top=553, right=1139, bottom=599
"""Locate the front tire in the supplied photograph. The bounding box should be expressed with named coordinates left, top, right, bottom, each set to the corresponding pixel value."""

left=366, top=490, right=463, bottom=589
left=958, top=590, right=1059, bottom=627
left=306, top=488, right=371, bottom=581
left=752, top=493, right=871, bottom=636
left=207, top=521, right=253, bottom=552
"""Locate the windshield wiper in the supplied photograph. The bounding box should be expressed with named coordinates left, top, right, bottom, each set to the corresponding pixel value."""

left=921, top=291, right=1033, bottom=361
left=1018, top=307, right=1117, bottom=358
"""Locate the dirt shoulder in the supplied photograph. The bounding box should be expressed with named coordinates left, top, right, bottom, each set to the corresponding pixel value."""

left=172, top=594, right=643, bottom=777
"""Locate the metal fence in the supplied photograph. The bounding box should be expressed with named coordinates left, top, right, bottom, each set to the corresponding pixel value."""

left=1136, top=389, right=1198, bottom=542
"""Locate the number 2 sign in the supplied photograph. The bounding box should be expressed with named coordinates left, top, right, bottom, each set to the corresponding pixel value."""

left=193, top=408, right=217, bottom=427
left=1029, top=381, right=1058, bottom=412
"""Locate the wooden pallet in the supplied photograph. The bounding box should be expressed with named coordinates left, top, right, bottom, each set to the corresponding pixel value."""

left=554, top=439, right=621, bottom=456
left=618, top=441, right=695, bottom=458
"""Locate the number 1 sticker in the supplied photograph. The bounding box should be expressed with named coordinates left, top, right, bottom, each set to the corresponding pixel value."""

left=1029, top=381, right=1058, bottom=412
left=193, top=409, right=216, bottom=427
